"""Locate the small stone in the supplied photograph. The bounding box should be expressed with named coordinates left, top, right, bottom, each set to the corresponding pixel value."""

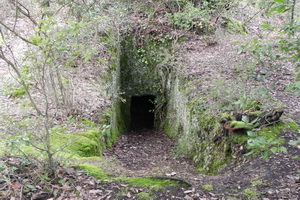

left=184, top=188, right=195, bottom=194
left=268, top=189, right=275, bottom=194
left=127, top=192, right=132, bottom=198
left=166, top=172, right=177, bottom=177
left=89, top=190, right=102, bottom=194
left=75, top=186, right=82, bottom=191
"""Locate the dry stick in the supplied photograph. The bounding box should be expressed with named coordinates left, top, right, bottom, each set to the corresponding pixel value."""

left=40, top=49, right=57, bottom=174
left=13, top=0, right=18, bottom=31
left=290, top=0, right=296, bottom=27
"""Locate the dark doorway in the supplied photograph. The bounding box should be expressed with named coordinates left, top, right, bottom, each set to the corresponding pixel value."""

left=130, top=95, right=156, bottom=130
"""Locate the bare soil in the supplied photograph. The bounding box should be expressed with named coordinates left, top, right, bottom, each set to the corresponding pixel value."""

left=104, top=130, right=198, bottom=180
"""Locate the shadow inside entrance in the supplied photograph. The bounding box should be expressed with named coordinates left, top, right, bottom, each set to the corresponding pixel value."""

left=130, top=95, right=156, bottom=131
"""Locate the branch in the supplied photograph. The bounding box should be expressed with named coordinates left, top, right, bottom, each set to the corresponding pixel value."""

left=0, top=48, right=43, bottom=116
left=29, top=141, right=48, bottom=152
left=0, top=21, right=34, bottom=45
left=9, top=0, right=38, bottom=26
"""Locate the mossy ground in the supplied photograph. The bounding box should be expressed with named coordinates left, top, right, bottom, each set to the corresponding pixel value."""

left=5, top=85, right=26, bottom=98
left=76, top=164, right=109, bottom=180
left=202, top=184, right=214, bottom=191
left=120, top=177, right=183, bottom=190
left=136, top=192, right=153, bottom=200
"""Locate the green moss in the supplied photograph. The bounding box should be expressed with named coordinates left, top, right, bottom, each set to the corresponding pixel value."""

left=286, top=121, right=300, bottom=132
left=202, top=184, right=214, bottom=191
left=77, top=164, right=108, bottom=180
left=67, top=130, right=103, bottom=157
left=136, top=192, right=153, bottom=200
left=199, top=157, right=230, bottom=175
left=229, top=134, right=249, bottom=143
left=81, top=119, right=97, bottom=127
left=164, top=121, right=175, bottom=138
left=243, top=187, right=261, bottom=199
left=258, top=122, right=288, bottom=138
left=292, top=155, right=299, bottom=160
left=54, top=129, right=102, bottom=158
left=121, top=177, right=180, bottom=190
left=19, top=127, right=103, bottom=160
left=12, top=87, right=26, bottom=98
left=251, top=178, right=266, bottom=187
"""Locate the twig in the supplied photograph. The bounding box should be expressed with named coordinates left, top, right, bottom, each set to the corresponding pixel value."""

left=254, top=120, right=281, bottom=130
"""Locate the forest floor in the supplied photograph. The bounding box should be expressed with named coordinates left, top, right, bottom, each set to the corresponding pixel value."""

left=1, top=128, right=299, bottom=199
left=1, top=2, right=300, bottom=199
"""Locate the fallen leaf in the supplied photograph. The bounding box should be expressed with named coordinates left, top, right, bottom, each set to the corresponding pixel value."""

left=11, top=183, right=22, bottom=190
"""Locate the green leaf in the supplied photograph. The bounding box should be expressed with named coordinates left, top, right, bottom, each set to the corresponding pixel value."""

left=260, top=24, right=275, bottom=29
left=263, top=151, right=271, bottom=160
left=270, top=147, right=278, bottom=153
left=285, top=81, right=300, bottom=91
left=288, top=141, right=297, bottom=146
left=244, top=150, right=255, bottom=156
left=273, top=0, right=285, bottom=3
left=29, top=36, right=43, bottom=45
left=278, top=146, right=287, bottom=153
left=242, top=115, right=249, bottom=123
left=269, top=5, right=289, bottom=13
left=247, top=131, right=257, bottom=137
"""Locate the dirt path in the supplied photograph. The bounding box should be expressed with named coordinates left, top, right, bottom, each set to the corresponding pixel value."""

left=104, top=130, right=201, bottom=184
